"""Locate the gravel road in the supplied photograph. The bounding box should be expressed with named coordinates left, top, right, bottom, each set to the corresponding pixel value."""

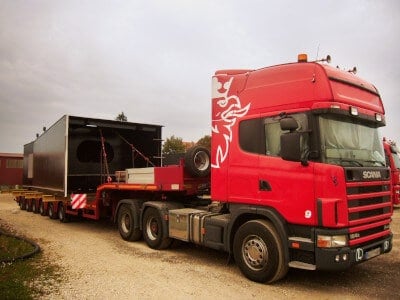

left=0, top=193, right=399, bottom=299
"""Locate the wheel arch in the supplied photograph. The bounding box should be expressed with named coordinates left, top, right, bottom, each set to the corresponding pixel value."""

left=228, top=206, right=290, bottom=263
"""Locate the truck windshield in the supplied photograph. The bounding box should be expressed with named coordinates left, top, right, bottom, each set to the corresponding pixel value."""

left=319, top=115, right=385, bottom=167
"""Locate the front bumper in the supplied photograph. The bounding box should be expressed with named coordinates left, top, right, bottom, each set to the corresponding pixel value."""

left=315, top=234, right=392, bottom=271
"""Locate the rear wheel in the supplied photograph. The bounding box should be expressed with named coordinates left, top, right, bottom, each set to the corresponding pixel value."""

left=39, top=200, right=46, bottom=216
left=32, top=200, right=38, bottom=214
left=27, top=199, right=33, bottom=212
left=143, top=207, right=172, bottom=249
left=117, top=204, right=141, bottom=241
left=20, top=198, right=27, bottom=210
left=58, top=203, right=69, bottom=223
left=48, top=203, right=57, bottom=219
left=233, top=219, right=288, bottom=283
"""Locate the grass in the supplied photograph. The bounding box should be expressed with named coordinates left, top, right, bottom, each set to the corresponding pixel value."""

left=0, top=228, right=62, bottom=299
left=0, top=234, right=36, bottom=261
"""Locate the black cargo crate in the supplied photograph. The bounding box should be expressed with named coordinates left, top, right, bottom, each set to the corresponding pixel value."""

left=23, top=115, right=162, bottom=196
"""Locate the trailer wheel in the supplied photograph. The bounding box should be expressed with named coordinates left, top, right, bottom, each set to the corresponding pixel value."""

left=233, top=219, right=288, bottom=283
left=20, top=198, right=27, bottom=210
left=48, top=203, right=57, bottom=219
left=27, top=199, right=33, bottom=212
left=58, top=203, right=69, bottom=223
left=32, top=200, right=38, bottom=214
left=39, top=200, right=46, bottom=216
left=117, top=204, right=142, bottom=241
left=184, top=146, right=211, bottom=178
left=143, top=207, right=172, bottom=249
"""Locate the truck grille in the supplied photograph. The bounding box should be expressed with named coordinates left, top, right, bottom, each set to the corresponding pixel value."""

left=345, top=167, right=392, bottom=246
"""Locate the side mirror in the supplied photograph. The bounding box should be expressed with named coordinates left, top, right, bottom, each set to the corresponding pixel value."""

left=280, top=132, right=302, bottom=162
left=280, top=117, right=298, bottom=132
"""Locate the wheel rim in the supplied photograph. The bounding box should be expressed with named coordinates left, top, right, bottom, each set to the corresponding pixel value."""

left=39, top=202, right=43, bottom=214
left=146, top=217, right=159, bottom=241
left=242, top=235, right=269, bottom=271
left=32, top=202, right=36, bottom=212
left=121, top=213, right=131, bottom=234
left=49, top=204, right=53, bottom=217
left=193, top=151, right=210, bottom=171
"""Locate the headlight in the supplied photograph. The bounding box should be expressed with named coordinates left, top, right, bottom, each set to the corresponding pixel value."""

left=317, top=235, right=347, bottom=248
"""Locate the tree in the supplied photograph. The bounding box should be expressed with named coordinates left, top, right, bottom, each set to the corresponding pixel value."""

left=163, top=135, right=186, bottom=155
left=115, top=112, right=127, bottom=122
left=197, top=135, right=211, bottom=150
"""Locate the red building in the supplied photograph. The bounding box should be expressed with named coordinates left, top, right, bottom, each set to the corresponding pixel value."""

left=0, top=153, right=23, bottom=186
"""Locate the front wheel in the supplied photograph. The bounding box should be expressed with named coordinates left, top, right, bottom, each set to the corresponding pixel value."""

left=143, top=207, right=172, bottom=249
left=233, top=219, right=288, bottom=283
left=117, top=204, right=141, bottom=241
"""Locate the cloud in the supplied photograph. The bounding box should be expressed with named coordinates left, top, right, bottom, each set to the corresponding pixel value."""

left=0, top=0, right=399, bottom=152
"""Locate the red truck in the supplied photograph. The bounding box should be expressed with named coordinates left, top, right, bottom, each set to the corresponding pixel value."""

left=383, top=138, right=400, bottom=205
left=14, top=54, right=393, bottom=283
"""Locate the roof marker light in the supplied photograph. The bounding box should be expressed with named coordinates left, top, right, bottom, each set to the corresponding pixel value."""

left=298, top=54, right=308, bottom=62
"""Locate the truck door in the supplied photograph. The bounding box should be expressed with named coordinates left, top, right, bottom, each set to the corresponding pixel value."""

left=258, top=114, right=316, bottom=225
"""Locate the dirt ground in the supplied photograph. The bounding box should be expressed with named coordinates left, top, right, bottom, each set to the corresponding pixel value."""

left=0, top=193, right=399, bottom=300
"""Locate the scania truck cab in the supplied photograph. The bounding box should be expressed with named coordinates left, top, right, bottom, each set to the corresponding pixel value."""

left=211, top=54, right=392, bottom=278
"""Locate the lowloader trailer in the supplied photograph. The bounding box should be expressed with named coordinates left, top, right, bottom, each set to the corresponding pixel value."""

left=15, top=54, right=393, bottom=283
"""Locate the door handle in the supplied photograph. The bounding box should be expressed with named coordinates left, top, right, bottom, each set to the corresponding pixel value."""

left=259, top=180, right=272, bottom=191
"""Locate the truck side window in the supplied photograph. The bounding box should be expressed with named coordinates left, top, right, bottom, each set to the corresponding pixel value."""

left=239, top=118, right=263, bottom=154
left=239, top=113, right=309, bottom=157
left=264, top=113, right=309, bottom=157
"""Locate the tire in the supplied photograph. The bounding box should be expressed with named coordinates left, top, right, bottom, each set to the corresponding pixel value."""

left=32, top=200, right=38, bottom=214
left=233, top=219, right=288, bottom=283
left=20, top=198, right=27, bottom=210
left=26, top=199, right=32, bottom=211
left=48, top=203, right=57, bottom=219
left=184, top=146, right=211, bottom=177
left=117, top=204, right=141, bottom=241
left=143, top=207, right=172, bottom=249
left=39, top=200, right=47, bottom=216
left=58, top=203, right=69, bottom=223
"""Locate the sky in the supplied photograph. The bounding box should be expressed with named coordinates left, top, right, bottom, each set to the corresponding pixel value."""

left=0, top=0, right=399, bottom=153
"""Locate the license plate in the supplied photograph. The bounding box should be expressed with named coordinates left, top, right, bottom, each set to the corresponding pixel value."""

left=365, top=247, right=381, bottom=260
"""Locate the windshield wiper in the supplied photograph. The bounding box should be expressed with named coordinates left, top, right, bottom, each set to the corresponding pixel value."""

left=362, top=160, right=386, bottom=167
left=335, top=158, right=364, bottom=167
